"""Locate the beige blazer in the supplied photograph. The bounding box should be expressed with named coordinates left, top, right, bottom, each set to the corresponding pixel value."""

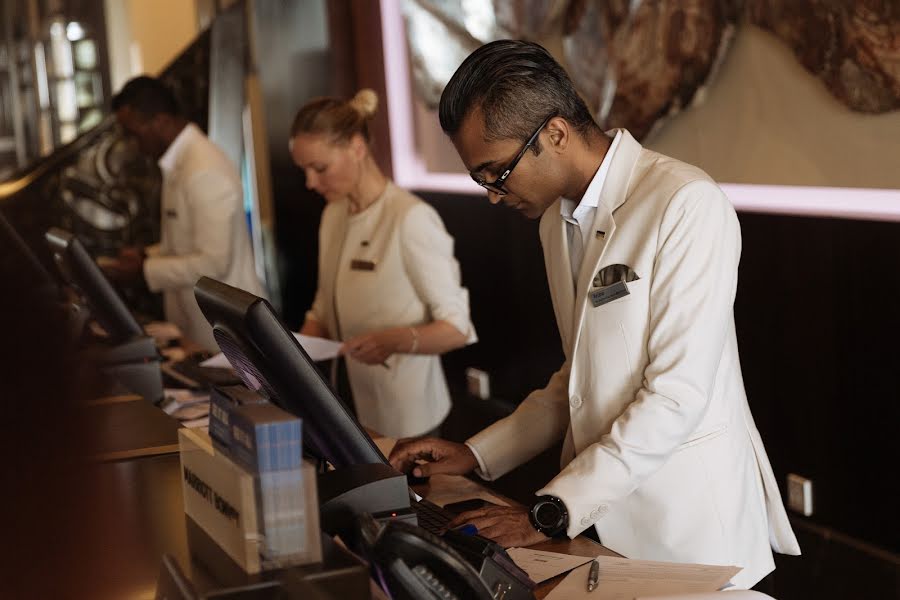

left=144, top=124, right=264, bottom=351
left=468, top=130, right=799, bottom=588
left=308, top=182, right=476, bottom=438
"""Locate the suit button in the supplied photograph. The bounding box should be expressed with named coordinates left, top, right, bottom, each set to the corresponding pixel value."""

left=589, top=510, right=599, bottom=519
left=581, top=517, right=590, bottom=525
left=570, top=396, right=582, bottom=409
left=596, top=505, right=608, bottom=517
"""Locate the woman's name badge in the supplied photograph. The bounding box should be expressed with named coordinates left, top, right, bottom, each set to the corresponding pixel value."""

left=589, top=280, right=630, bottom=307
left=350, top=259, right=376, bottom=271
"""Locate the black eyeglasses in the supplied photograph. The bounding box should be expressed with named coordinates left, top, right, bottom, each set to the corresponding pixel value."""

left=470, top=113, right=555, bottom=196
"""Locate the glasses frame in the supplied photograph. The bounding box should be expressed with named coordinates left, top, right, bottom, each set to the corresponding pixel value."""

left=471, top=113, right=555, bottom=196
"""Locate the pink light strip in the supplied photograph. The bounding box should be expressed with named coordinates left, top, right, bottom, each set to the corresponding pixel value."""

left=380, top=0, right=482, bottom=196
left=380, top=1, right=900, bottom=222
left=721, top=184, right=900, bottom=222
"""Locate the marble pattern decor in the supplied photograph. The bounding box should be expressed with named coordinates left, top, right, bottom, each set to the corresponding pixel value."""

left=747, top=0, right=900, bottom=114
left=403, top=0, right=900, bottom=140
left=563, top=0, right=740, bottom=140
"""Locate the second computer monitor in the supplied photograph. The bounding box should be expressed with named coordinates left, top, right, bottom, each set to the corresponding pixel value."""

left=45, top=227, right=143, bottom=343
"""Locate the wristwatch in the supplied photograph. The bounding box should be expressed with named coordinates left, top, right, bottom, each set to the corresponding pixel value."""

left=529, top=495, right=569, bottom=538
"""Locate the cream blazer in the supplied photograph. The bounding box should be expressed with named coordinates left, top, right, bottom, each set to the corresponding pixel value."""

left=143, top=124, right=264, bottom=352
left=308, top=182, right=476, bottom=438
left=467, top=130, right=799, bottom=588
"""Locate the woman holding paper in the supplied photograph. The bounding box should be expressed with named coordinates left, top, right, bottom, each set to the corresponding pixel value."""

left=289, top=90, right=477, bottom=438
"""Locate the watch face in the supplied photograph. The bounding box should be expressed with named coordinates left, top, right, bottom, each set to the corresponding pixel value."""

left=535, top=501, right=561, bottom=528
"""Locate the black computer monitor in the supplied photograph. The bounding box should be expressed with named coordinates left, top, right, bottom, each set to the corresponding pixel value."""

left=45, top=227, right=143, bottom=344
left=0, top=211, right=60, bottom=302
left=193, top=276, right=386, bottom=468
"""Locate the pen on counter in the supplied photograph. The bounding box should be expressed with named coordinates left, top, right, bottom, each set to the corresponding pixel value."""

left=587, top=559, right=600, bottom=592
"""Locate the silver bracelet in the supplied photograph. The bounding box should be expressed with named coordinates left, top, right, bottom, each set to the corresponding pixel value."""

left=408, top=326, right=419, bottom=353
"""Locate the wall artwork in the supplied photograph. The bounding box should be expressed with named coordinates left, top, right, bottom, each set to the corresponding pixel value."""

left=403, top=0, right=900, bottom=141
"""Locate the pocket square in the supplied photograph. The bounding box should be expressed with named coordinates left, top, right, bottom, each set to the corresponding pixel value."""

left=590, top=264, right=640, bottom=308
left=593, top=264, right=640, bottom=288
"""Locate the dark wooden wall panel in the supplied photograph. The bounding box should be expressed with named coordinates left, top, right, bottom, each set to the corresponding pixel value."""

left=735, top=212, right=900, bottom=555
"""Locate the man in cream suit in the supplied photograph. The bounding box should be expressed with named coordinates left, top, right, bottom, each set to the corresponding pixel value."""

left=107, top=76, right=264, bottom=352
left=389, top=40, right=800, bottom=589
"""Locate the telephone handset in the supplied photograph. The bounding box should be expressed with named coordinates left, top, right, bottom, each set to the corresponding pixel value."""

left=359, top=515, right=494, bottom=600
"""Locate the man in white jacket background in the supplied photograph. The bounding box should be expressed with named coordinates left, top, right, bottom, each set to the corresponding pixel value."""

left=389, top=40, right=800, bottom=589
left=107, top=76, right=264, bottom=352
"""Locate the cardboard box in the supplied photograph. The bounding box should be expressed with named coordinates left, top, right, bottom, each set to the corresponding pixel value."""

left=178, top=429, right=321, bottom=573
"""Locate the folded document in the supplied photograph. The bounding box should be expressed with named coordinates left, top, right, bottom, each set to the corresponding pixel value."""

left=543, top=555, right=740, bottom=600
left=201, top=333, right=342, bottom=368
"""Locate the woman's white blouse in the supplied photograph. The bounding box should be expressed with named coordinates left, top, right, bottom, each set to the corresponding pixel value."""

left=306, top=182, right=476, bottom=437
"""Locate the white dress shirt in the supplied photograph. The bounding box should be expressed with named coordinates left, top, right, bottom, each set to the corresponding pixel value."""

left=559, top=130, right=622, bottom=286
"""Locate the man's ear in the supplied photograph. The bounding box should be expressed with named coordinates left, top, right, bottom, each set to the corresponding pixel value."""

left=544, top=116, right=570, bottom=153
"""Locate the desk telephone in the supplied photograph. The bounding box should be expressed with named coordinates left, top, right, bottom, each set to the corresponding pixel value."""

left=357, top=513, right=535, bottom=600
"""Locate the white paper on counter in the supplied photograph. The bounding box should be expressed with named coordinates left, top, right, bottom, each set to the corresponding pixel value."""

left=507, top=548, right=593, bottom=583
left=543, top=555, right=740, bottom=600
left=201, top=333, right=342, bottom=368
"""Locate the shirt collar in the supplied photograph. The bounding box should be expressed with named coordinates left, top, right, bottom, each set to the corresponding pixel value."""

left=158, top=122, right=198, bottom=174
left=559, top=129, right=623, bottom=220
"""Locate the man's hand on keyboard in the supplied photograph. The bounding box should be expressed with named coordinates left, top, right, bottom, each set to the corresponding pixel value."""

left=448, top=505, right=549, bottom=548
left=389, top=437, right=477, bottom=478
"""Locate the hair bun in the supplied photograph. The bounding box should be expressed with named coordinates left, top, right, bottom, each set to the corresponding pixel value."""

left=350, top=89, right=379, bottom=117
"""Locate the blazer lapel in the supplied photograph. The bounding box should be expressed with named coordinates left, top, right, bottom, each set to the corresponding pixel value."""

left=325, top=207, right=349, bottom=340
left=570, top=130, right=643, bottom=356
left=541, top=201, right=576, bottom=355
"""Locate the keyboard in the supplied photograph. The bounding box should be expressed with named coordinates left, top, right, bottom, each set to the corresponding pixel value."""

left=412, top=498, right=455, bottom=535
left=411, top=498, right=538, bottom=594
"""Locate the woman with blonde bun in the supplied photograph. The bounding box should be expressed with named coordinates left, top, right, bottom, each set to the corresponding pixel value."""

left=289, top=89, right=477, bottom=438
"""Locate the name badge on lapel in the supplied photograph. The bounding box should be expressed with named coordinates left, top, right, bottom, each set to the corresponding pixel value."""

left=589, top=280, right=630, bottom=307
left=350, top=259, right=376, bottom=271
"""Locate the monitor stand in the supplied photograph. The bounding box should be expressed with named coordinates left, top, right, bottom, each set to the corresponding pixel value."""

left=318, top=463, right=416, bottom=537
left=99, top=336, right=164, bottom=403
